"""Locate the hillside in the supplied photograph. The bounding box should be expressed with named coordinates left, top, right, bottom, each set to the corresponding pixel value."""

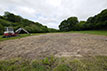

left=0, top=12, right=58, bottom=35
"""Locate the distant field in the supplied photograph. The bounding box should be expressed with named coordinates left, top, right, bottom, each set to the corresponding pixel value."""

left=68, top=30, right=107, bottom=36
left=0, top=31, right=107, bottom=42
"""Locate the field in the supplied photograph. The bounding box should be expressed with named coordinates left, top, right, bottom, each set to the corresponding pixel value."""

left=69, top=31, right=107, bottom=36
left=0, top=31, right=107, bottom=42
left=0, top=31, right=107, bottom=71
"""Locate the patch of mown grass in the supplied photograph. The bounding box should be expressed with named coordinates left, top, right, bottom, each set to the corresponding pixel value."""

left=0, top=56, right=107, bottom=71
left=68, top=30, right=107, bottom=36
left=0, top=33, right=46, bottom=42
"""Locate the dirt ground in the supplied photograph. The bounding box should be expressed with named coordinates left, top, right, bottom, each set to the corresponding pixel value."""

left=0, top=33, right=107, bottom=60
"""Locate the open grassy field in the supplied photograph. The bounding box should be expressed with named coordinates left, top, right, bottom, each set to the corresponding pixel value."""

left=0, top=31, right=107, bottom=71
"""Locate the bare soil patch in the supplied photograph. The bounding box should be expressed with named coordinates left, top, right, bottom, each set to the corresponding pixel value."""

left=0, top=33, right=107, bottom=60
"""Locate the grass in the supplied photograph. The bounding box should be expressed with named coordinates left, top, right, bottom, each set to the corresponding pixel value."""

left=0, top=56, right=107, bottom=71
left=68, top=30, right=107, bottom=36
left=0, top=33, right=46, bottom=42
left=0, top=31, right=107, bottom=42
left=52, top=30, right=107, bottom=36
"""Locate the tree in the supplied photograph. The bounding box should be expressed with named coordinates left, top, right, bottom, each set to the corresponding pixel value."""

left=85, top=9, right=107, bottom=30
left=67, top=17, right=79, bottom=30
left=59, top=17, right=79, bottom=31
left=73, top=21, right=86, bottom=31
left=0, top=24, right=4, bottom=35
left=59, top=20, right=69, bottom=31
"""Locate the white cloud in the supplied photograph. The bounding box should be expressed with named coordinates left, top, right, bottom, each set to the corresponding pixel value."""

left=0, top=0, right=107, bottom=29
left=46, top=0, right=62, bottom=7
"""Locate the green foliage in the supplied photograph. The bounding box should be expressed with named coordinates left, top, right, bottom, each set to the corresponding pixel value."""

left=59, top=20, right=68, bottom=31
left=42, top=56, right=56, bottom=66
left=4, top=11, right=22, bottom=23
left=0, top=18, right=13, bottom=35
left=32, top=60, right=47, bottom=71
left=0, top=24, right=4, bottom=35
left=59, top=17, right=79, bottom=31
left=0, top=18, right=12, bottom=26
left=59, top=9, right=107, bottom=31
left=73, top=21, right=86, bottom=31
left=48, top=28, right=59, bottom=32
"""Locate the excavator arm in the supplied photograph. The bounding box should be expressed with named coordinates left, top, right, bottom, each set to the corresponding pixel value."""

left=15, top=28, right=29, bottom=34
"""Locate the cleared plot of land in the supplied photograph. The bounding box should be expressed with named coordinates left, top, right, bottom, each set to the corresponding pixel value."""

left=0, top=33, right=107, bottom=60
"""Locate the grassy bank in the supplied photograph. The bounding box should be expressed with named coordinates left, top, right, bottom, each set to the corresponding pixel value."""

left=0, top=56, right=107, bottom=71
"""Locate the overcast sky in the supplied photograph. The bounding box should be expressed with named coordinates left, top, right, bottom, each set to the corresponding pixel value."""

left=0, top=0, right=107, bottom=29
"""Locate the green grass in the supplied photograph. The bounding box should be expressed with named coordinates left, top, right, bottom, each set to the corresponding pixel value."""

left=0, top=33, right=46, bottom=42
left=0, top=34, right=28, bottom=41
left=0, top=56, right=107, bottom=71
left=64, top=30, right=107, bottom=36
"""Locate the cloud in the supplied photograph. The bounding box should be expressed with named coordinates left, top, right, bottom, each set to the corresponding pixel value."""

left=0, top=0, right=107, bottom=29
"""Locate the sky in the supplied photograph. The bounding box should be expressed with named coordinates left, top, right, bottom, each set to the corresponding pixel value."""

left=0, top=0, right=107, bottom=29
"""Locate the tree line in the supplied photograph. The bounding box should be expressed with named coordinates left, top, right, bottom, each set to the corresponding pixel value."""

left=0, top=9, right=107, bottom=35
left=0, top=12, right=58, bottom=35
left=59, top=9, right=107, bottom=31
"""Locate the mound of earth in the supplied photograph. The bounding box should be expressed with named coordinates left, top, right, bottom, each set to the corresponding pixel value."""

left=0, top=33, right=107, bottom=60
